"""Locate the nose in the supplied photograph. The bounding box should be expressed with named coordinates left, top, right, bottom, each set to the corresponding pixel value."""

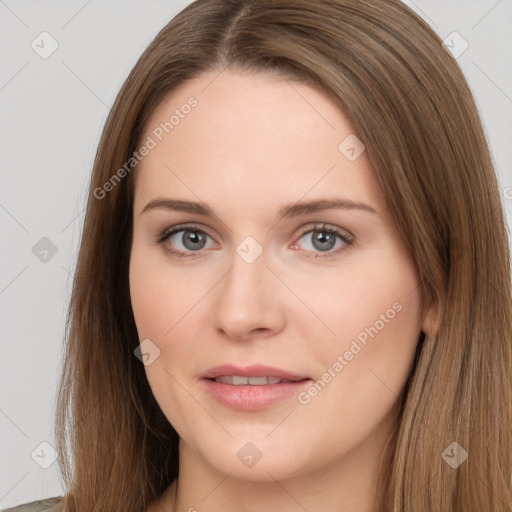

left=211, top=248, right=286, bottom=341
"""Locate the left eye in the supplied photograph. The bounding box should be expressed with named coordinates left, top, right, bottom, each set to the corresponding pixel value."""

left=293, top=227, right=352, bottom=254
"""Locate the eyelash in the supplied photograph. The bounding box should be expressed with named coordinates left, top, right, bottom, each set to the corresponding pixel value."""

left=156, top=222, right=354, bottom=260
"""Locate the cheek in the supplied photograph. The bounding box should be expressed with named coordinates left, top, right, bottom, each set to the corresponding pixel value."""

left=300, top=254, right=423, bottom=421
left=128, top=244, right=214, bottom=384
left=129, top=247, right=206, bottom=438
left=284, top=256, right=422, bottom=359
left=129, top=242, right=207, bottom=340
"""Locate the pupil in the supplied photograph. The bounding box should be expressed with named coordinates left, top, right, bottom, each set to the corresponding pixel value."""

left=183, top=230, right=206, bottom=250
left=313, top=231, right=335, bottom=251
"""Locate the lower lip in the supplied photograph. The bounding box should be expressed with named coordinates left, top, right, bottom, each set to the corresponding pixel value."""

left=202, top=378, right=312, bottom=411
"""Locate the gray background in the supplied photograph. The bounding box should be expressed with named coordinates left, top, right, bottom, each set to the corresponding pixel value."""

left=1, top=0, right=511, bottom=507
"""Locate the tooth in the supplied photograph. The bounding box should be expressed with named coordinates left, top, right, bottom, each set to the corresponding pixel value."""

left=232, top=375, right=249, bottom=385
left=215, top=376, right=234, bottom=384
left=248, top=376, right=268, bottom=385
left=213, top=375, right=289, bottom=385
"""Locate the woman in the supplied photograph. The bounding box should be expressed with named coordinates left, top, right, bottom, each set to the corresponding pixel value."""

left=6, top=0, right=512, bottom=510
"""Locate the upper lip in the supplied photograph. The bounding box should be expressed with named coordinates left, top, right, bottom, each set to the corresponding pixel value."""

left=201, top=364, right=309, bottom=382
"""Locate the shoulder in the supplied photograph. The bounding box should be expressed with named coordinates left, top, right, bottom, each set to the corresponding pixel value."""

left=1, top=497, right=62, bottom=512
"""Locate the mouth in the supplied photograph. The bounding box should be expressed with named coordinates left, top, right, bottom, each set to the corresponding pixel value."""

left=201, top=363, right=309, bottom=382
left=200, top=364, right=312, bottom=411
left=211, top=375, right=304, bottom=385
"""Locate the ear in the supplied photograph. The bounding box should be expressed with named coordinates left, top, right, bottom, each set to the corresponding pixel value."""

left=421, top=301, right=440, bottom=337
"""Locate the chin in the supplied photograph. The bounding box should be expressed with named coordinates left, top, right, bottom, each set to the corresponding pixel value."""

left=192, top=435, right=316, bottom=482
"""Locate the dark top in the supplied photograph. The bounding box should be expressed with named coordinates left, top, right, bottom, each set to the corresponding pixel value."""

left=2, top=497, right=62, bottom=512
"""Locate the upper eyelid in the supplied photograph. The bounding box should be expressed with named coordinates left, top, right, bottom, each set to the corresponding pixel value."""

left=161, top=222, right=215, bottom=240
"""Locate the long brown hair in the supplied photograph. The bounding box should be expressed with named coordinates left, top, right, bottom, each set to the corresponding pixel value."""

left=54, top=0, right=512, bottom=510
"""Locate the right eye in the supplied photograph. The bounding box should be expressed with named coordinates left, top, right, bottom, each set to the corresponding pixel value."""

left=157, top=224, right=217, bottom=258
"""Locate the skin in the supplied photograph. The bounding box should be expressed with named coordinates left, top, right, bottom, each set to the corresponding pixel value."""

left=129, top=69, right=436, bottom=512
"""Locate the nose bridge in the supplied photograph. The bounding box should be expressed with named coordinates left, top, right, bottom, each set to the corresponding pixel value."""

left=211, top=238, right=284, bottom=339
left=220, top=240, right=269, bottom=311
left=224, top=232, right=269, bottom=291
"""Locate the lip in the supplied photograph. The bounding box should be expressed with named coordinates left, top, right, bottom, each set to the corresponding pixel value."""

left=200, top=364, right=312, bottom=411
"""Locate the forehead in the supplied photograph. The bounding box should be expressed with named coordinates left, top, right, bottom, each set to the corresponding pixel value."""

left=133, top=70, right=387, bottom=218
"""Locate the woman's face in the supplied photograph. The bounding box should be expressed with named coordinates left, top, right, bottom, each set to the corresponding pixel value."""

left=129, top=69, right=434, bottom=482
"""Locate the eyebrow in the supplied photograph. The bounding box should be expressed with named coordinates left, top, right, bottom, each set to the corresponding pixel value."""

left=141, top=197, right=378, bottom=220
